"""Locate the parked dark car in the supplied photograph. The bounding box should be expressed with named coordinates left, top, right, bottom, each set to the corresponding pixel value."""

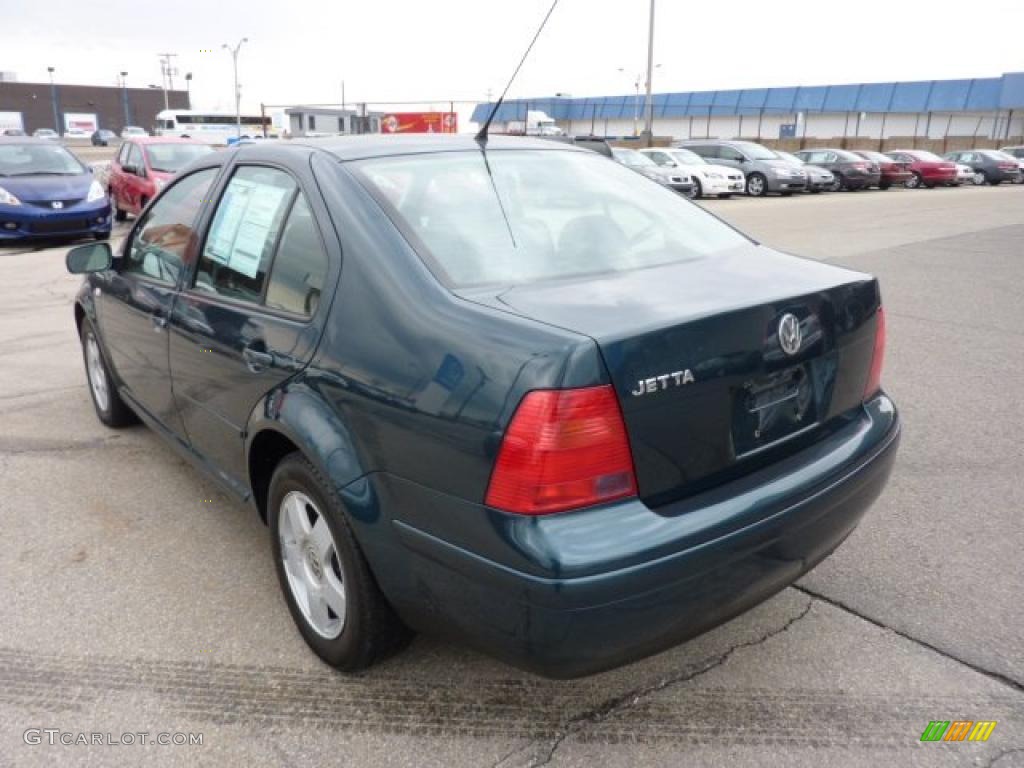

left=942, top=149, right=1021, bottom=186
left=884, top=149, right=957, bottom=188
left=794, top=148, right=880, bottom=191
left=65, top=136, right=899, bottom=678
left=91, top=129, right=118, bottom=147
left=0, top=137, right=111, bottom=241
left=851, top=150, right=912, bottom=189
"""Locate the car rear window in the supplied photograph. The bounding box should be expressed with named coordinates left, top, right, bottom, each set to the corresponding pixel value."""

left=353, top=149, right=748, bottom=289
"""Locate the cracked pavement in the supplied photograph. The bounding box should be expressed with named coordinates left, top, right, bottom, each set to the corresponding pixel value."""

left=1, top=185, right=1022, bottom=767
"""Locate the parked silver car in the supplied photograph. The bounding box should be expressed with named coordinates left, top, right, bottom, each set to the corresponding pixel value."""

left=677, top=140, right=807, bottom=196
left=775, top=150, right=834, bottom=193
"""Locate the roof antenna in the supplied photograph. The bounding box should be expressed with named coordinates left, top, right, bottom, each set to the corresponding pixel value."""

left=475, top=0, right=560, bottom=144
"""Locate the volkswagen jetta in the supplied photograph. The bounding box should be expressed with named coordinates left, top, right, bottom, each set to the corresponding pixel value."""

left=65, top=135, right=899, bottom=677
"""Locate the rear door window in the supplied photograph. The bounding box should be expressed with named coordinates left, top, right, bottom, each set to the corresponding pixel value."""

left=265, top=194, right=329, bottom=316
left=195, top=166, right=297, bottom=305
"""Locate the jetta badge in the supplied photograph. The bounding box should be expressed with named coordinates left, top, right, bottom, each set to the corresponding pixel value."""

left=51, top=201, right=63, bottom=209
left=631, top=369, right=695, bottom=397
left=778, top=313, right=802, bottom=356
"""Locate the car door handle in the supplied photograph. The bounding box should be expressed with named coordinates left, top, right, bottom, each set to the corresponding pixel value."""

left=242, top=346, right=275, bottom=373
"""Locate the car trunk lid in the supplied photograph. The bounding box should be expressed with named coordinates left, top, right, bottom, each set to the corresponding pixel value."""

left=485, top=244, right=881, bottom=506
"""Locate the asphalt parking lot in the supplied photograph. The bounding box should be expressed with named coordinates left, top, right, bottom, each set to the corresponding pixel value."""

left=1, top=182, right=1022, bottom=767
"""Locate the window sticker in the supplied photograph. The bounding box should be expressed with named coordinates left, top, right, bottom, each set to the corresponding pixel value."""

left=205, top=178, right=290, bottom=279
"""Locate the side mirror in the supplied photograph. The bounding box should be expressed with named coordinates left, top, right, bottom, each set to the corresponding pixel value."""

left=736, top=156, right=748, bottom=163
left=66, top=242, right=112, bottom=274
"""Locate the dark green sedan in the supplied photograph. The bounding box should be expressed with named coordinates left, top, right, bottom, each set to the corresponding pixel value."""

left=65, top=135, right=899, bottom=677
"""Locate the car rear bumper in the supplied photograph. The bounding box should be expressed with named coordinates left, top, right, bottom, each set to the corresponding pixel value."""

left=0, top=200, right=111, bottom=240
left=378, top=395, right=900, bottom=678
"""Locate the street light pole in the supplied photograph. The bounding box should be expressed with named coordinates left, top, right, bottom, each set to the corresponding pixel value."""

left=642, top=0, right=656, bottom=144
left=222, top=38, right=249, bottom=138
left=120, top=71, right=130, bottom=128
left=47, top=67, right=59, bottom=133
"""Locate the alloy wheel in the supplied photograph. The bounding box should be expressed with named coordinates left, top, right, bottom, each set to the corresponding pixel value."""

left=85, top=333, right=109, bottom=412
left=278, top=490, right=347, bottom=639
left=747, top=175, right=765, bottom=196
left=972, top=171, right=985, bottom=186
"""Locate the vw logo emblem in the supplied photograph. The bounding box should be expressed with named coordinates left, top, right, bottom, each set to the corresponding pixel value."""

left=51, top=201, right=63, bottom=209
left=777, top=313, right=802, bottom=356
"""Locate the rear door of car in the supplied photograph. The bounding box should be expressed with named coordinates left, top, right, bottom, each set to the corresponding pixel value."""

left=167, top=155, right=340, bottom=492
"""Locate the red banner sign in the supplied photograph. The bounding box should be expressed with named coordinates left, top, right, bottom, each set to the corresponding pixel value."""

left=381, top=112, right=458, bottom=134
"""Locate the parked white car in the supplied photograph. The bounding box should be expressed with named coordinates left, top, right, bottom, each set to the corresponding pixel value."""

left=997, top=146, right=1024, bottom=183
left=951, top=163, right=974, bottom=186
left=640, top=147, right=745, bottom=199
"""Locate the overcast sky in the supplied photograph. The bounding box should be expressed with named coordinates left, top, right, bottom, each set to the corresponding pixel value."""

left=5, top=0, right=1024, bottom=127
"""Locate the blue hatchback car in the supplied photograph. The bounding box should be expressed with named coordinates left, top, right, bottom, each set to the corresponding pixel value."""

left=0, top=137, right=112, bottom=241
left=64, top=136, right=899, bottom=678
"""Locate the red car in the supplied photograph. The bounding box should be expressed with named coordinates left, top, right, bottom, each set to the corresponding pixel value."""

left=853, top=150, right=912, bottom=189
left=884, top=149, right=957, bottom=189
left=108, top=137, right=214, bottom=219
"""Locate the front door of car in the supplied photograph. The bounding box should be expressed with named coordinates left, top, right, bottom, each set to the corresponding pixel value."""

left=124, top=143, right=148, bottom=214
left=168, top=163, right=334, bottom=491
left=95, top=167, right=219, bottom=435
left=715, top=146, right=745, bottom=172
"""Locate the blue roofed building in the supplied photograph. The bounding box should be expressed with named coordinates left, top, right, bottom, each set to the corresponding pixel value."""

left=470, top=72, right=1024, bottom=149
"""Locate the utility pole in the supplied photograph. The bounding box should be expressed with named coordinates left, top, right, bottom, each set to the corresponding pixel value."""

left=642, top=0, right=656, bottom=145
left=120, top=71, right=130, bottom=127
left=222, top=38, right=248, bottom=138
left=157, top=53, right=177, bottom=111
left=47, top=67, right=59, bottom=133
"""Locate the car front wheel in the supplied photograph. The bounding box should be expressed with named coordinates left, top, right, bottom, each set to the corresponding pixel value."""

left=746, top=173, right=767, bottom=197
left=80, top=319, right=136, bottom=427
left=972, top=171, right=986, bottom=186
left=269, top=454, right=411, bottom=672
left=905, top=172, right=922, bottom=189
left=688, top=179, right=702, bottom=199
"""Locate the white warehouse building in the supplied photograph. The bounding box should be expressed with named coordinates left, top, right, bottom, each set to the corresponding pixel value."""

left=471, top=72, right=1024, bottom=150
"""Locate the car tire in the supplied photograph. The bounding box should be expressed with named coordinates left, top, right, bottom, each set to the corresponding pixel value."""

left=688, top=179, right=702, bottom=200
left=80, top=318, right=136, bottom=428
left=94, top=231, right=110, bottom=241
left=111, top=191, right=127, bottom=222
left=971, top=171, right=986, bottom=186
left=717, top=193, right=732, bottom=199
left=830, top=175, right=844, bottom=192
left=905, top=172, right=922, bottom=189
left=879, top=182, right=891, bottom=190
left=746, top=173, right=767, bottom=197
left=987, top=178, right=1001, bottom=186
left=269, top=453, right=412, bottom=672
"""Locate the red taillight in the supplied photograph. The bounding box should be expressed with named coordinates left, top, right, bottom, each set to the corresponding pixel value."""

left=864, top=307, right=886, bottom=400
left=485, top=385, right=638, bottom=515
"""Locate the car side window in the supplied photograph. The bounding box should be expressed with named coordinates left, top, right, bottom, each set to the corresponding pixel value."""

left=265, top=194, right=329, bottom=316
left=647, top=151, right=670, bottom=165
left=124, top=168, right=218, bottom=285
left=195, top=166, right=297, bottom=305
left=718, top=146, right=745, bottom=162
left=127, top=144, right=144, bottom=170
left=116, top=143, right=129, bottom=165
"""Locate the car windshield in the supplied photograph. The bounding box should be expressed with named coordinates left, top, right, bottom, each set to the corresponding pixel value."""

left=354, top=149, right=749, bottom=289
left=834, top=150, right=864, bottom=162
left=0, top=143, right=85, bottom=176
left=775, top=151, right=802, bottom=164
left=980, top=150, right=1015, bottom=162
left=735, top=143, right=778, bottom=160
left=856, top=151, right=887, bottom=162
left=610, top=148, right=655, bottom=166
left=906, top=150, right=943, bottom=162
left=669, top=149, right=705, bottom=165
left=1001, top=148, right=1024, bottom=158
left=145, top=143, right=214, bottom=173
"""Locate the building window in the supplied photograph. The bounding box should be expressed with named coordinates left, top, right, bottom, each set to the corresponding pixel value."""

left=308, top=115, right=316, bottom=131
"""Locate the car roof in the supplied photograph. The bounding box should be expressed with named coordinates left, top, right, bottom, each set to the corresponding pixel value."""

left=125, top=136, right=203, bottom=145
left=286, top=133, right=585, bottom=162
left=0, top=136, right=61, bottom=145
